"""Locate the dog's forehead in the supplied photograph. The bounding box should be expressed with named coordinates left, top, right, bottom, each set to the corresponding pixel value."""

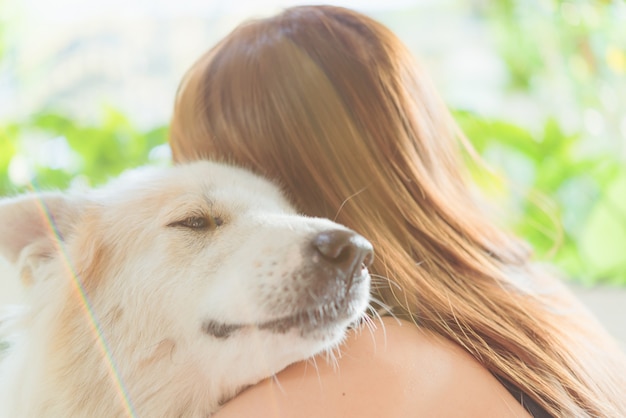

left=95, top=161, right=294, bottom=213
left=185, top=162, right=295, bottom=212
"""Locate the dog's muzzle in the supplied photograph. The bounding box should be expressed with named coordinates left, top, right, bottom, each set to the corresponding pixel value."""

left=202, top=228, right=373, bottom=339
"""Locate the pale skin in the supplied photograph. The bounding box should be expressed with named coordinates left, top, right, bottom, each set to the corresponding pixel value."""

left=214, top=317, right=531, bottom=417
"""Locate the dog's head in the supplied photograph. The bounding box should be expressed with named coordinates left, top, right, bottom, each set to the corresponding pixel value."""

left=0, top=161, right=372, bottom=413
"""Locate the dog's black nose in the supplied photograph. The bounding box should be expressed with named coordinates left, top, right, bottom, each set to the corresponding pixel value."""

left=312, top=229, right=374, bottom=278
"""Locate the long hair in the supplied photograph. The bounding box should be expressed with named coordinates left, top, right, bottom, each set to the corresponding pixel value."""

left=170, top=6, right=626, bottom=417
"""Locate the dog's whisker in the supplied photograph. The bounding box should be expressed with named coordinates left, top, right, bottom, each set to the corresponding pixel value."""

left=358, top=313, right=377, bottom=341
left=308, top=355, right=325, bottom=388
left=369, top=274, right=403, bottom=291
left=361, top=308, right=384, bottom=351
left=368, top=308, right=392, bottom=353
left=349, top=311, right=371, bottom=334
left=270, top=373, right=287, bottom=395
left=326, top=345, right=341, bottom=372
left=367, top=296, right=396, bottom=319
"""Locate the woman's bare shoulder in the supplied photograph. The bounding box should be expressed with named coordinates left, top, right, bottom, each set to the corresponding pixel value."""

left=214, top=317, right=530, bottom=417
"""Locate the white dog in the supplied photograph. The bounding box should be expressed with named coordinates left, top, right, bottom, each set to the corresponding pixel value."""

left=0, top=161, right=373, bottom=417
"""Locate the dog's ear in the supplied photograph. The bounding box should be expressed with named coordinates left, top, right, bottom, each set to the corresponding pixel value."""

left=0, top=192, right=83, bottom=266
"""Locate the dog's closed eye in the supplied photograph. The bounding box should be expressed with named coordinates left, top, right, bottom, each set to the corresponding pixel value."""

left=168, top=216, right=223, bottom=230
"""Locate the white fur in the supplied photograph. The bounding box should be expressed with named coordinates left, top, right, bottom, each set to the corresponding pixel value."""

left=0, top=161, right=371, bottom=417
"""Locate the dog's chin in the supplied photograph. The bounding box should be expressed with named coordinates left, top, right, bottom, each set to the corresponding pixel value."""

left=202, top=279, right=370, bottom=341
left=201, top=300, right=366, bottom=340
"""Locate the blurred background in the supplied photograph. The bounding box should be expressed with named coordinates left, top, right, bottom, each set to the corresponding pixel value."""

left=0, top=0, right=625, bottom=343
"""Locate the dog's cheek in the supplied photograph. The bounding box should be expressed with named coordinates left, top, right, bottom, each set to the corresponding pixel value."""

left=68, top=218, right=114, bottom=294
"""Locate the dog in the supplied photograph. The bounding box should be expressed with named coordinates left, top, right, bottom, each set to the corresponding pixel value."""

left=0, top=161, right=373, bottom=417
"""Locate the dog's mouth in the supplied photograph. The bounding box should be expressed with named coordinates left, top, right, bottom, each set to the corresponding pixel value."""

left=202, top=269, right=370, bottom=339
left=257, top=294, right=364, bottom=335
left=201, top=299, right=364, bottom=339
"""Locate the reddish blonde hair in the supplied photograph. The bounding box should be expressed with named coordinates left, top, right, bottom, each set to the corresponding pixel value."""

left=170, top=6, right=626, bottom=416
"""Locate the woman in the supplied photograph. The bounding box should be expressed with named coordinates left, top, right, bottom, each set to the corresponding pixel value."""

left=170, top=5, right=626, bottom=417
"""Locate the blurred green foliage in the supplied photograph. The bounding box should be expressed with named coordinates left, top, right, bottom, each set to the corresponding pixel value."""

left=464, top=0, right=626, bottom=284
left=0, top=109, right=168, bottom=194
left=0, top=340, right=8, bottom=358
left=481, top=0, right=626, bottom=92
left=456, top=111, right=626, bottom=285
